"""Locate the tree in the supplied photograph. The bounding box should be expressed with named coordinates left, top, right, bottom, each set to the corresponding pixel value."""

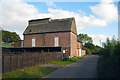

left=84, top=42, right=96, bottom=53
left=83, top=48, right=92, bottom=55
left=84, top=42, right=95, bottom=49
left=2, top=30, right=21, bottom=43
left=77, top=33, right=101, bottom=54
left=77, top=34, right=93, bottom=43
left=94, top=45, right=101, bottom=53
left=97, top=37, right=120, bottom=78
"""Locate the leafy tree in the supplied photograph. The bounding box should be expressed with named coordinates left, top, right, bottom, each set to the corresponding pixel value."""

left=83, top=48, right=92, bottom=55
left=94, top=45, right=101, bottom=53
left=78, top=33, right=101, bottom=54
left=98, top=37, right=120, bottom=78
left=2, top=30, right=21, bottom=43
left=84, top=42, right=95, bottom=49
left=77, top=34, right=93, bottom=43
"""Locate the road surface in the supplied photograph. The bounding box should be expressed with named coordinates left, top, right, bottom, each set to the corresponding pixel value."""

left=45, top=55, right=99, bottom=78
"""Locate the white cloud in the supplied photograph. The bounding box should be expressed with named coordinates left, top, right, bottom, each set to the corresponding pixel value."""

left=90, top=0, right=118, bottom=22
left=1, top=0, right=22, bottom=2
left=101, top=0, right=114, bottom=2
left=1, top=0, right=118, bottom=41
left=88, top=34, right=112, bottom=46
left=43, top=8, right=107, bottom=29
left=1, top=2, right=107, bottom=37
left=46, top=2, right=56, bottom=7
left=77, top=10, right=86, bottom=16
left=89, top=34, right=112, bottom=40
left=1, top=1, right=39, bottom=39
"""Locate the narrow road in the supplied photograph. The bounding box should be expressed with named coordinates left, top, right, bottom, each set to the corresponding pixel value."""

left=45, top=55, right=99, bottom=78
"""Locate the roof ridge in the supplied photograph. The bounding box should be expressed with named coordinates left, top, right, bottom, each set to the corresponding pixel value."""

left=52, top=17, right=74, bottom=21
left=29, top=17, right=51, bottom=22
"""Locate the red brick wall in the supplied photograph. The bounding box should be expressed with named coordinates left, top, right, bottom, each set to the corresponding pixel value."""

left=45, top=32, right=70, bottom=47
left=24, top=34, right=45, bottom=47
left=24, top=32, right=70, bottom=47
left=77, top=42, right=82, bottom=49
left=24, top=32, right=78, bottom=58
left=70, top=32, right=77, bottom=57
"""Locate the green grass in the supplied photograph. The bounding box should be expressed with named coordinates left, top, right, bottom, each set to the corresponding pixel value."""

left=2, top=43, right=12, bottom=48
left=47, top=55, right=86, bottom=66
left=2, top=66, right=57, bottom=78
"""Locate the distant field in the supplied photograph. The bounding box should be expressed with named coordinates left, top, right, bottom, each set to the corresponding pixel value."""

left=2, top=43, right=12, bottom=48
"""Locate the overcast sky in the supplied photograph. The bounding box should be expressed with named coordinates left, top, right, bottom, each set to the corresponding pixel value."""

left=0, top=0, right=119, bottom=46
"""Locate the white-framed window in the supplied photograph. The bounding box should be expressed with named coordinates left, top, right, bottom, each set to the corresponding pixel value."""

left=32, top=38, right=35, bottom=47
left=54, top=37, right=59, bottom=47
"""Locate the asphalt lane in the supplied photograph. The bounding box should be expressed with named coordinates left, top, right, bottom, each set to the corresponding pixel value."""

left=45, top=55, right=99, bottom=78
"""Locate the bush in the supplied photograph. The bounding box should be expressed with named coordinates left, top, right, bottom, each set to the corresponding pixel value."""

left=86, top=48, right=92, bottom=55
left=97, top=37, right=120, bottom=78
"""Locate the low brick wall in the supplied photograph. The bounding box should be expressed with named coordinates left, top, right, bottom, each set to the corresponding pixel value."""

left=2, top=52, right=63, bottom=73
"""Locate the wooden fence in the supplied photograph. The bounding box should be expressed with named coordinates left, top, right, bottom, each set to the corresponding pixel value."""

left=2, top=52, right=63, bottom=73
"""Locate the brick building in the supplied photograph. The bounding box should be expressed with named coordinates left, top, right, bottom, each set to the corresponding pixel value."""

left=23, top=17, right=82, bottom=58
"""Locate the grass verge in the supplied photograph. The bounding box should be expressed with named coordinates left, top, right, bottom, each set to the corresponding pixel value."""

left=47, top=55, right=86, bottom=66
left=2, top=66, right=57, bottom=78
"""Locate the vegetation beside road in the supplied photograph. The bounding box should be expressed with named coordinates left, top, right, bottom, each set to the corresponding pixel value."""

left=97, top=37, right=120, bottom=78
left=2, top=66, right=57, bottom=78
left=47, top=55, right=86, bottom=66
left=77, top=33, right=101, bottom=55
